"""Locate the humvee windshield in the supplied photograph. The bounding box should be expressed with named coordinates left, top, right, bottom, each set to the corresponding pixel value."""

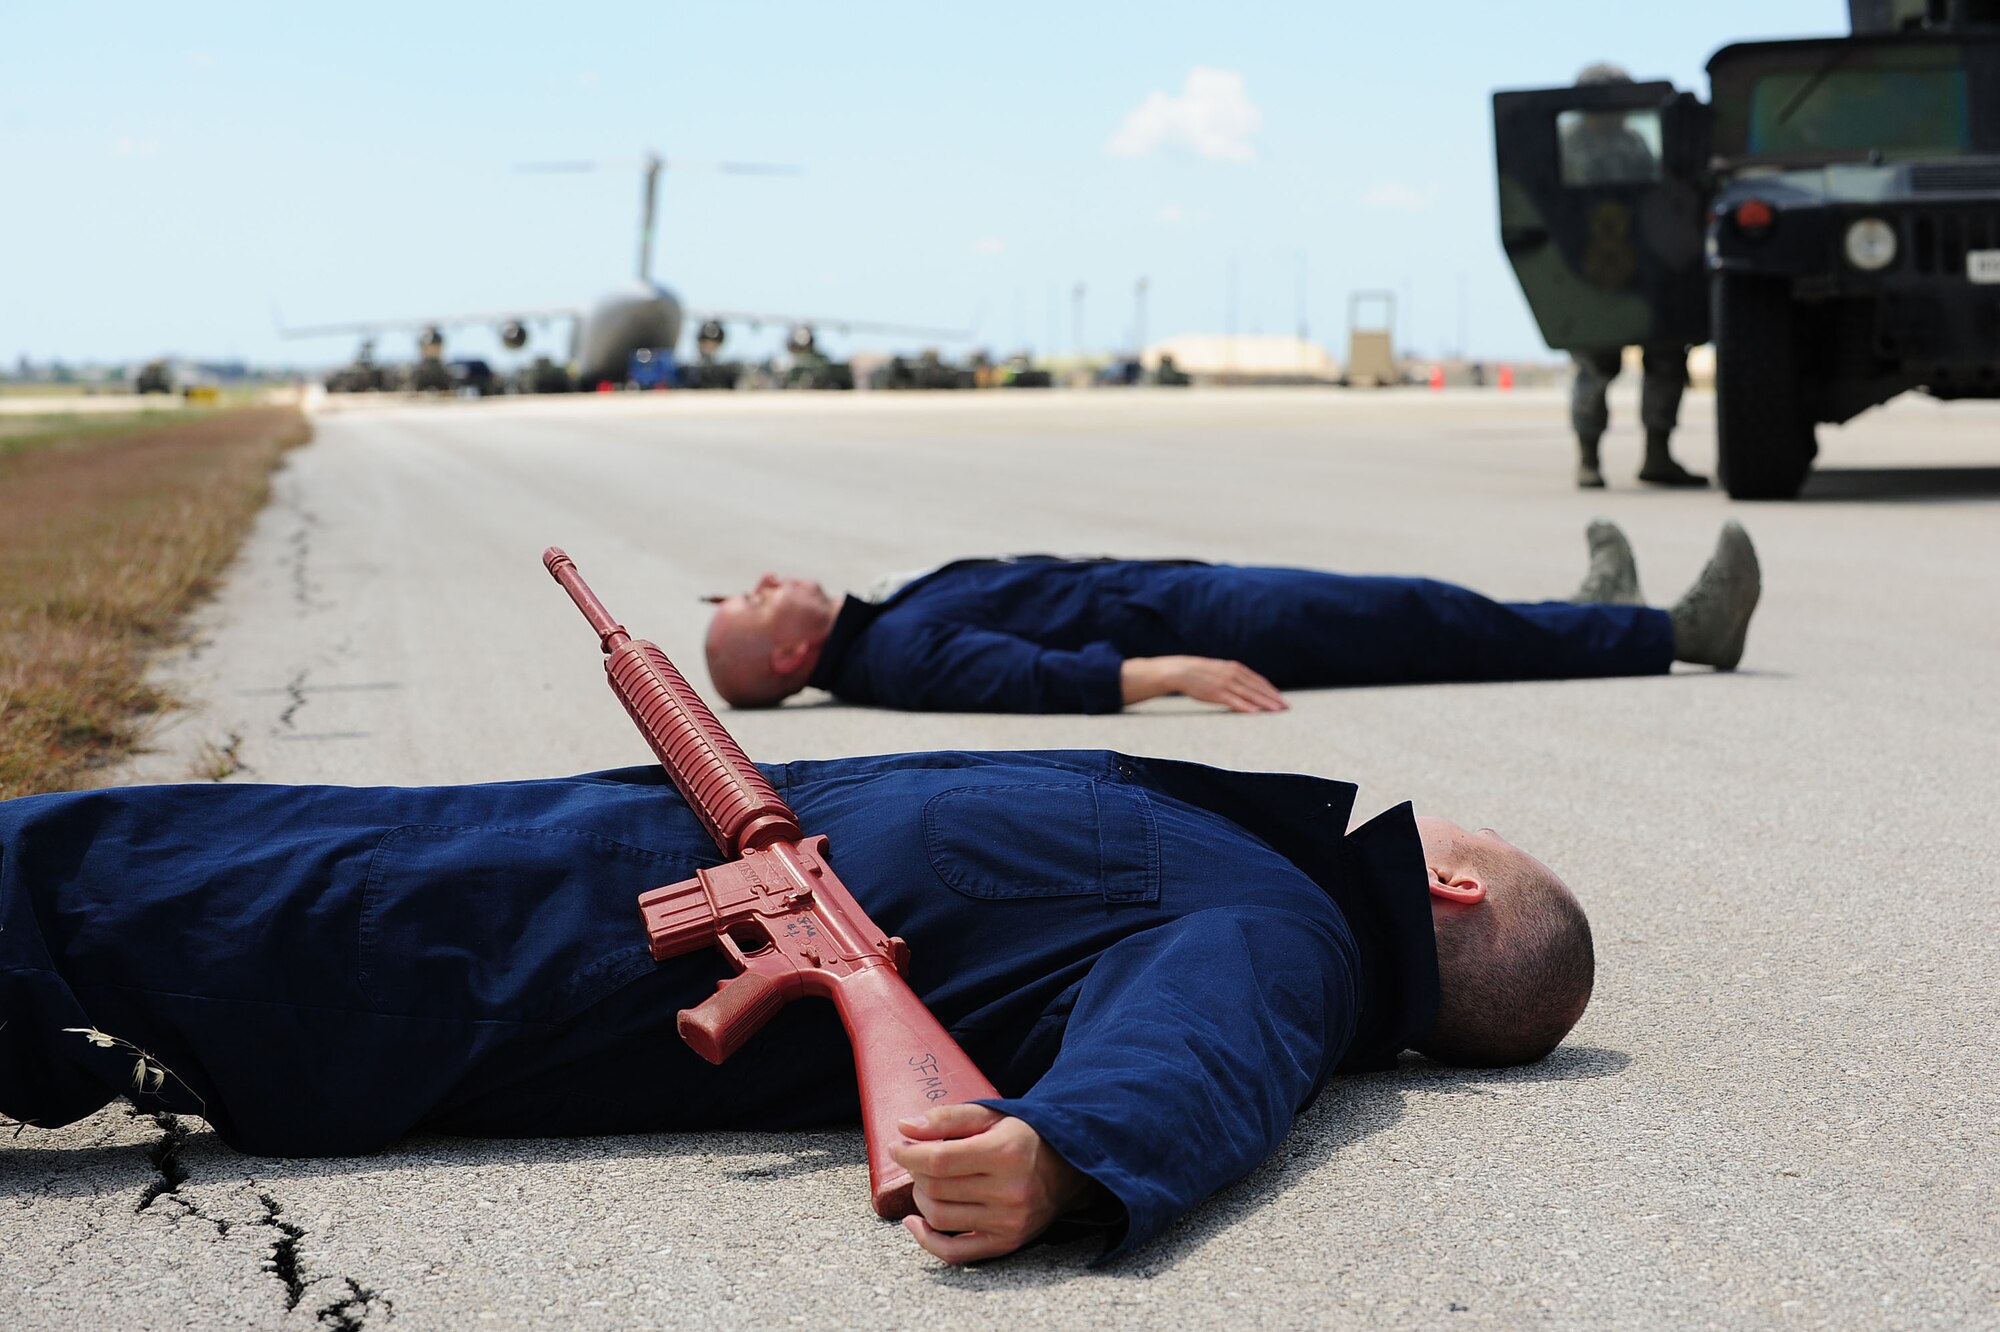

left=1750, top=68, right=1967, bottom=156
left=1710, top=38, right=1996, bottom=163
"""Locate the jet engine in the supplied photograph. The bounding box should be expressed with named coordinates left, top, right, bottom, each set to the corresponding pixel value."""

left=786, top=323, right=817, bottom=355
left=417, top=325, right=445, bottom=359
left=696, top=319, right=726, bottom=357
left=499, top=320, right=529, bottom=350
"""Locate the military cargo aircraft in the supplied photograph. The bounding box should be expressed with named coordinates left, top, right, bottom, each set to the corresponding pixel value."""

left=1493, top=0, right=2000, bottom=498
left=284, top=152, right=961, bottom=389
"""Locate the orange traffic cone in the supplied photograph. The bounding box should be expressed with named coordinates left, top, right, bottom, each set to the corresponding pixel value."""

left=1428, top=365, right=1445, bottom=390
left=1497, top=364, right=1514, bottom=390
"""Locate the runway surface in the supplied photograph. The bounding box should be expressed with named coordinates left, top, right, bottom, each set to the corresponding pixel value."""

left=7, top=388, right=1997, bottom=1330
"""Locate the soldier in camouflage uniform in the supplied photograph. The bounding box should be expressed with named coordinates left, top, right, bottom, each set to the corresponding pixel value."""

left=1562, top=63, right=1706, bottom=490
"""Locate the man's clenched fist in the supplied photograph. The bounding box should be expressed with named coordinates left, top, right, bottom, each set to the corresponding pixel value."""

left=890, top=1104, right=1096, bottom=1263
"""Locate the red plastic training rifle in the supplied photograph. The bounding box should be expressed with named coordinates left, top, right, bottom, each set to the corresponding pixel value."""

left=544, top=547, right=1001, bottom=1218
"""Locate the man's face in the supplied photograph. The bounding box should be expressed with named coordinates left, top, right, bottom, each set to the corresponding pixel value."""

left=1579, top=109, right=1630, bottom=139
left=708, top=572, right=835, bottom=649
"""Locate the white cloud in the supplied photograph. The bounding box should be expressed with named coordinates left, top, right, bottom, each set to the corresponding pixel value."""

left=1107, top=67, right=1262, bottom=162
left=112, top=138, right=160, bottom=157
left=970, top=236, right=1006, bottom=256
left=188, top=52, right=218, bottom=68
left=1157, top=204, right=1186, bottom=223
left=1363, top=182, right=1435, bottom=210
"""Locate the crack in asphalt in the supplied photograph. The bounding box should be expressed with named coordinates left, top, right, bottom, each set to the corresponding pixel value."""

left=283, top=499, right=323, bottom=613
left=134, top=1112, right=189, bottom=1212
left=134, top=1112, right=230, bottom=1236
left=272, top=498, right=319, bottom=734
left=129, top=1113, right=393, bottom=1324
left=254, top=1190, right=392, bottom=1328
left=276, top=671, right=310, bottom=730
left=316, top=1277, right=392, bottom=1332
left=91, top=1112, right=390, bottom=1324
left=27, top=1103, right=388, bottom=1322
left=258, top=1192, right=310, bottom=1310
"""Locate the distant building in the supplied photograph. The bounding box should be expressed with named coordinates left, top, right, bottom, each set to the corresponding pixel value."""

left=1140, top=335, right=1341, bottom=382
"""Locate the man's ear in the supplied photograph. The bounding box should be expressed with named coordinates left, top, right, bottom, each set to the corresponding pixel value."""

left=770, top=638, right=816, bottom=677
left=1428, top=865, right=1487, bottom=905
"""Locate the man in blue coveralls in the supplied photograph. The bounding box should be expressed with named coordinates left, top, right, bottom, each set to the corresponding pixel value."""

left=703, top=519, right=1759, bottom=712
left=1, top=749, right=1591, bottom=1263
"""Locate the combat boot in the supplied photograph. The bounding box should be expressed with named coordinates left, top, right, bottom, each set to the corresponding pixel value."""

left=1638, top=430, right=1707, bottom=487
left=1670, top=521, right=1761, bottom=670
left=1576, top=434, right=1606, bottom=489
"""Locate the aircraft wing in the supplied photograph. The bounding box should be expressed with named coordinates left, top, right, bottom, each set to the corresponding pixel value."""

left=278, top=307, right=585, bottom=339
left=689, top=309, right=969, bottom=341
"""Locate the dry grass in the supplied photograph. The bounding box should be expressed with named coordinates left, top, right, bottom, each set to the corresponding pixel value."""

left=0, top=409, right=188, bottom=449
left=0, top=405, right=310, bottom=798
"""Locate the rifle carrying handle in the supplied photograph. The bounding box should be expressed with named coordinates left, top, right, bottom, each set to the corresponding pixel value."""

left=678, top=971, right=788, bottom=1065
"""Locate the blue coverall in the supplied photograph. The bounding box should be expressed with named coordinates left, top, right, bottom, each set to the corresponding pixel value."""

left=0, top=750, right=1437, bottom=1257
left=809, top=558, right=1675, bottom=712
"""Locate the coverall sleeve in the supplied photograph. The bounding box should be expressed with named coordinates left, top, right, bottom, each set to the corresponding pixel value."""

left=978, top=905, right=1360, bottom=1258
left=868, top=620, right=1126, bottom=713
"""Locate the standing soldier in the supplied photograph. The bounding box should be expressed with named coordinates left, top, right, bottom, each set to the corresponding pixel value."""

left=1562, top=63, right=1706, bottom=490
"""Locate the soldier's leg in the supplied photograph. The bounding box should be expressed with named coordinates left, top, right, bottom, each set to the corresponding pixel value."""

left=1570, top=349, right=1620, bottom=488
left=1636, top=344, right=1706, bottom=487
left=1207, top=568, right=1675, bottom=686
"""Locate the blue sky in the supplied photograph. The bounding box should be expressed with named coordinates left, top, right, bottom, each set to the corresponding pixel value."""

left=1, top=0, right=1847, bottom=369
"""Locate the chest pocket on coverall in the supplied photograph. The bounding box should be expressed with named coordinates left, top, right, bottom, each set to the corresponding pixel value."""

left=357, top=825, right=697, bottom=1024
left=922, top=780, right=1160, bottom=903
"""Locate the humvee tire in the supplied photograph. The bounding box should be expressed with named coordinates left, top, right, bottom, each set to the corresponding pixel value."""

left=1713, top=273, right=1817, bottom=500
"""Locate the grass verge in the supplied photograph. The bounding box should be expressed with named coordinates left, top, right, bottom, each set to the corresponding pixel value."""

left=0, top=405, right=311, bottom=799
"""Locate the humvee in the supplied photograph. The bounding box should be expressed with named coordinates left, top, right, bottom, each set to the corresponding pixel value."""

left=1494, top=0, right=2000, bottom=498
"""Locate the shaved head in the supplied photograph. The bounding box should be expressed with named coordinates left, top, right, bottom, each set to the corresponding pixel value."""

left=1413, top=823, right=1595, bottom=1068
left=702, top=573, right=838, bottom=708
left=705, top=615, right=792, bottom=708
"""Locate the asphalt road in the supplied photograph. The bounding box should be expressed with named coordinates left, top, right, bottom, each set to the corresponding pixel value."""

left=7, top=388, right=1997, bottom=1330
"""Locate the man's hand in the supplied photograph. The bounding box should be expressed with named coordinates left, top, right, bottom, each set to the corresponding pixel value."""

left=891, top=1104, right=1095, bottom=1263
left=1120, top=655, right=1288, bottom=712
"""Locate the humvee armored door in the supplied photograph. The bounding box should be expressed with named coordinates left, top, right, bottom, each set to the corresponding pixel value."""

left=1492, top=81, right=1711, bottom=351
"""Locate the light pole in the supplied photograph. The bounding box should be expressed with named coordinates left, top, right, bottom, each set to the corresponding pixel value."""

left=1296, top=251, right=1308, bottom=370
left=1227, top=260, right=1239, bottom=370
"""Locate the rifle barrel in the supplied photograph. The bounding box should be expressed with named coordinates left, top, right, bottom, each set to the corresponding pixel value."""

left=544, top=547, right=629, bottom=651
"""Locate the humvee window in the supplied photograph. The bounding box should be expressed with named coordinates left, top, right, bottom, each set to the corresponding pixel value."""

left=1557, top=108, right=1664, bottom=186
left=1749, top=67, right=1969, bottom=156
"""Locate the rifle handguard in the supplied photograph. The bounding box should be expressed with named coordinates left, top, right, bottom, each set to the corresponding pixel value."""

left=606, top=638, right=800, bottom=853
left=544, top=547, right=797, bottom=854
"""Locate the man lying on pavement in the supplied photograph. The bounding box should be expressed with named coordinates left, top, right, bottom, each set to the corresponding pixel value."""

left=1, top=749, right=1592, bottom=1262
left=702, top=519, right=1759, bottom=713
